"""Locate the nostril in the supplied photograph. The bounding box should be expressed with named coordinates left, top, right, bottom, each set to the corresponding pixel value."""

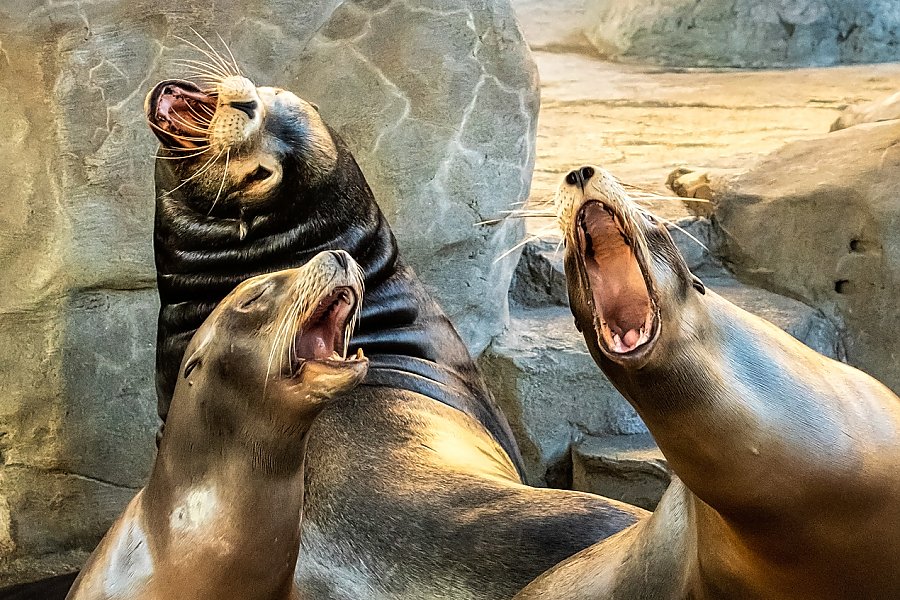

left=230, top=100, right=257, bottom=119
left=566, top=171, right=580, bottom=186
left=581, top=166, right=595, bottom=181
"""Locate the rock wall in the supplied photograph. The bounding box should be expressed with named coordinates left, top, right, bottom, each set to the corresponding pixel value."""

left=583, top=0, right=900, bottom=68
left=0, top=0, right=538, bottom=584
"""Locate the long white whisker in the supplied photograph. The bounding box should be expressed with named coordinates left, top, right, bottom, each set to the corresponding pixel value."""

left=153, top=147, right=211, bottom=160
left=216, top=32, right=243, bottom=76
left=207, top=149, right=230, bottom=215
left=189, top=28, right=238, bottom=77
left=176, top=33, right=234, bottom=78
left=163, top=148, right=224, bottom=197
left=635, top=206, right=709, bottom=251
left=172, top=59, right=229, bottom=81
left=494, top=233, right=545, bottom=263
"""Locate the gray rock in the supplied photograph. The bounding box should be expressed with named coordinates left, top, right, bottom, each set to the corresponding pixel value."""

left=582, top=0, right=900, bottom=68
left=510, top=240, right=569, bottom=308
left=831, top=91, right=900, bottom=132
left=676, top=121, right=900, bottom=391
left=572, top=434, right=670, bottom=511
left=0, top=1, right=537, bottom=583
left=479, top=307, right=647, bottom=487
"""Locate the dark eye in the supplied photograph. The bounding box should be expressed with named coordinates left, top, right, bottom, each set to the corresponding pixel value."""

left=239, top=285, right=268, bottom=309
left=244, top=165, right=273, bottom=185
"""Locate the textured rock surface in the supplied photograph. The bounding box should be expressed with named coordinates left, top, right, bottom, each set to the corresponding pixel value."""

left=479, top=307, right=647, bottom=486
left=582, top=0, right=900, bottom=68
left=572, top=434, right=670, bottom=511
left=831, top=91, right=900, bottom=132
left=0, top=1, right=537, bottom=584
left=672, top=121, right=900, bottom=392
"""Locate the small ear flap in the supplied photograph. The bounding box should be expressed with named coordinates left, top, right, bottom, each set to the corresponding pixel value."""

left=310, top=102, right=321, bottom=113
left=691, top=274, right=706, bottom=295
left=182, top=328, right=214, bottom=379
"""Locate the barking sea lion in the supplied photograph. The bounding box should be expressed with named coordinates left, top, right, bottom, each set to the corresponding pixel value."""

left=515, top=166, right=900, bottom=600
left=66, top=250, right=367, bottom=600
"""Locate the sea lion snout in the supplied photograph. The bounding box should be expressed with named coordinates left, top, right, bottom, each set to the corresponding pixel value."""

left=557, top=166, right=664, bottom=366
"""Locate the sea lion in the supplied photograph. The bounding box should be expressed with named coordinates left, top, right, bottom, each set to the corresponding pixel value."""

left=514, top=166, right=900, bottom=600
left=65, top=250, right=368, bottom=600
left=139, top=69, right=646, bottom=599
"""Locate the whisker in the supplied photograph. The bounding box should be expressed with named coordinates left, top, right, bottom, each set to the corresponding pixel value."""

left=207, top=148, right=230, bottom=215
left=171, top=59, right=229, bottom=80
left=172, top=58, right=229, bottom=77
left=169, top=114, right=211, bottom=136
left=618, top=179, right=712, bottom=204
left=216, top=32, right=243, bottom=76
left=163, top=148, right=225, bottom=196
left=146, top=119, right=209, bottom=142
left=153, top=147, right=211, bottom=160
left=495, top=233, right=546, bottom=263
left=176, top=33, right=234, bottom=79
left=189, top=28, right=238, bottom=77
left=265, top=300, right=299, bottom=398
left=635, top=206, right=709, bottom=251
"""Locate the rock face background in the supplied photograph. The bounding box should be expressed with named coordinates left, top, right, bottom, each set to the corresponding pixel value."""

left=0, top=0, right=537, bottom=584
left=582, top=0, right=900, bottom=67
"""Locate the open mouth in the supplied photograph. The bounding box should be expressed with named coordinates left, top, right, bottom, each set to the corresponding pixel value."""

left=291, top=286, right=363, bottom=373
left=146, top=79, right=217, bottom=149
left=576, top=201, right=660, bottom=358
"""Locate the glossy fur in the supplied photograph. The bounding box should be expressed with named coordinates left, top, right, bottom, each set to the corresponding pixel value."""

left=515, top=167, right=900, bottom=600
left=146, top=79, right=644, bottom=598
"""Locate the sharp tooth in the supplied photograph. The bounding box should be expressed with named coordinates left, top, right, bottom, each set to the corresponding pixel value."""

left=356, top=348, right=365, bottom=360
left=612, top=333, right=622, bottom=350
left=331, top=351, right=341, bottom=360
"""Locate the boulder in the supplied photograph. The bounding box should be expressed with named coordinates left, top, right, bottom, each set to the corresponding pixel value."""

left=572, top=434, right=670, bottom=511
left=582, top=0, right=900, bottom=68
left=671, top=121, right=900, bottom=392
left=831, top=91, right=900, bottom=132
left=0, top=0, right=537, bottom=583
left=479, top=307, right=648, bottom=487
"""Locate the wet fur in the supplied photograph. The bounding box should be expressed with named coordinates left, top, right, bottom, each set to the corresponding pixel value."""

left=149, top=83, right=645, bottom=598
left=515, top=167, right=900, bottom=600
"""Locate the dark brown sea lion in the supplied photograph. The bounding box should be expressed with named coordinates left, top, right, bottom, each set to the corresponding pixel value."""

left=65, top=250, right=368, bottom=600
left=514, top=165, right=900, bottom=600
left=138, top=70, right=645, bottom=599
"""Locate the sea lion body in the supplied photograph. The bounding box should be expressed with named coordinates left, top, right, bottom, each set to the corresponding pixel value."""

left=515, top=166, right=900, bottom=599
left=142, top=74, right=644, bottom=598
left=66, top=251, right=369, bottom=600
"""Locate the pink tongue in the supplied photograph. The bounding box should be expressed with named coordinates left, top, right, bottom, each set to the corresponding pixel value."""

left=623, top=328, right=640, bottom=348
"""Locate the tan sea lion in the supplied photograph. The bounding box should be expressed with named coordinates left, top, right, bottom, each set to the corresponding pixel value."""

left=65, top=250, right=368, bottom=600
left=515, top=165, right=900, bottom=600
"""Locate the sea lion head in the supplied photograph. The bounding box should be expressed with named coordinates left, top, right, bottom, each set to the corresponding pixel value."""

left=555, top=165, right=705, bottom=371
left=174, top=249, right=368, bottom=438
left=144, top=74, right=348, bottom=221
